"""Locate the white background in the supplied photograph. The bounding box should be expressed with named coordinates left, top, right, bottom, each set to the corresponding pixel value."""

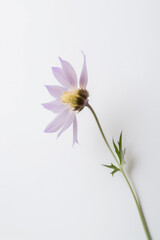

left=0, top=0, right=160, bottom=239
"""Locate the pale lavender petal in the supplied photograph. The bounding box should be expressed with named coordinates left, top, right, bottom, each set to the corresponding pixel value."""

left=44, top=108, right=70, bottom=133
left=73, top=116, right=78, bottom=145
left=42, top=100, right=65, bottom=113
left=52, top=67, right=72, bottom=89
left=45, top=85, right=66, bottom=99
left=59, top=57, right=78, bottom=88
left=79, top=54, right=88, bottom=89
left=57, top=112, right=75, bottom=138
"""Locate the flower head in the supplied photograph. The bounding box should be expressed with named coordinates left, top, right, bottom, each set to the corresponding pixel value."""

left=42, top=54, right=89, bottom=145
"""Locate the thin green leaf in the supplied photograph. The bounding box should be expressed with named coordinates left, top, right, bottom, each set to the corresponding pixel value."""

left=102, top=163, right=120, bottom=176
left=118, top=132, right=123, bottom=164
left=113, top=139, right=121, bottom=163
left=111, top=168, right=120, bottom=176
left=118, top=131, right=122, bottom=152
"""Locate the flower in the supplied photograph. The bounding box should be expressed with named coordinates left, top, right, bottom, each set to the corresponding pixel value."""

left=42, top=54, right=89, bottom=145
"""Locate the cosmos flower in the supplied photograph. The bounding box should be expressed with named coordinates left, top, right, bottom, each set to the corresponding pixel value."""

left=42, top=54, right=89, bottom=145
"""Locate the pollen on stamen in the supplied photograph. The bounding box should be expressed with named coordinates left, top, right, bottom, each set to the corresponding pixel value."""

left=61, top=88, right=89, bottom=111
left=61, top=90, right=79, bottom=108
left=60, top=91, right=69, bottom=103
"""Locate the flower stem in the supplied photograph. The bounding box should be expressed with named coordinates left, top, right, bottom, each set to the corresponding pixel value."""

left=121, top=170, right=152, bottom=240
left=86, top=103, right=119, bottom=166
left=86, top=103, right=152, bottom=240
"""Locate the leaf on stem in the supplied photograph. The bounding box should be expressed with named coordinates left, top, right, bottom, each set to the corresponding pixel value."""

left=102, top=163, right=120, bottom=176
left=113, top=131, right=125, bottom=166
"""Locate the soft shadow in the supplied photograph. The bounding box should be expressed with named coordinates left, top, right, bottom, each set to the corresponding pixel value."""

left=124, top=147, right=138, bottom=177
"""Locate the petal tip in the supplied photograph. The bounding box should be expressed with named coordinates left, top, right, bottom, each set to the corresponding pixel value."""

left=56, top=133, right=60, bottom=139
left=59, top=57, right=63, bottom=62
left=41, top=103, right=50, bottom=110
left=73, top=140, right=79, bottom=147
left=44, top=125, right=53, bottom=133
left=81, top=50, right=86, bottom=58
left=44, top=128, right=48, bottom=133
left=44, top=128, right=53, bottom=133
left=51, top=66, right=58, bottom=72
left=41, top=103, right=46, bottom=108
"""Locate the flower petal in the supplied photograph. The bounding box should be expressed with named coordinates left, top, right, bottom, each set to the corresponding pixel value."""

left=73, top=116, right=78, bottom=145
left=79, top=54, right=88, bottom=89
left=59, top=57, right=78, bottom=88
left=42, top=100, right=65, bottom=113
left=52, top=67, right=72, bottom=89
left=57, top=112, right=75, bottom=138
left=45, top=85, right=66, bottom=99
left=44, top=108, right=70, bottom=133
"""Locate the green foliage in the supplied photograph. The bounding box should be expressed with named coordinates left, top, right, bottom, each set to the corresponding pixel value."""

left=102, top=164, right=120, bottom=176
left=113, top=132, right=125, bottom=166
left=102, top=132, right=125, bottom=176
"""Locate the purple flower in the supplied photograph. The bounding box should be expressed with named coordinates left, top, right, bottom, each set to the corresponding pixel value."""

left=42, top=54, right=89, bottom=145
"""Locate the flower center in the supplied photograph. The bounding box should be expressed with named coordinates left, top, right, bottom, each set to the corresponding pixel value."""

left=61, top=90, right=79, bottom=108
left=61, top=88, right=89, bottom=111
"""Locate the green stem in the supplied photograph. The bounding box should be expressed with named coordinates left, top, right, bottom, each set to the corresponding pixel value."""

left=121, top=170, right=151, bottom=240
left=86, top=103, right=152, bottom=240
left=86, top=103, right=119, bottom=166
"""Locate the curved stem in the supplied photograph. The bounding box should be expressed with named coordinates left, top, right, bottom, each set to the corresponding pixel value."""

left=121, top=170, right=152, bottom=240
left=86, top=103, right=152, bottom=240
left=86, top=103, right=119, bottom=166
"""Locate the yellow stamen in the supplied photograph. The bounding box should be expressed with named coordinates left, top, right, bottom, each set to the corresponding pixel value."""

left=61, top=90, right=79, bottom=108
